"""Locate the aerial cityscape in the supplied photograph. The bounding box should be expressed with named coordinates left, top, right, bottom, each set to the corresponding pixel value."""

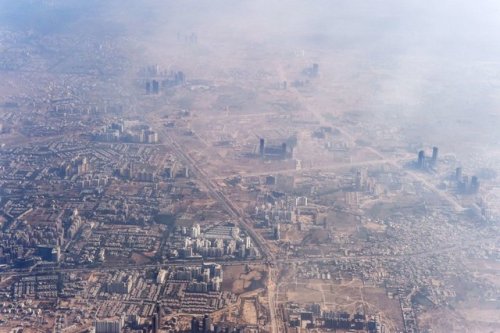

left=0, top=1, right=499, bottom=332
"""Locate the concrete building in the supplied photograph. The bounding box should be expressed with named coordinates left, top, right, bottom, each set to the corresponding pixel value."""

left=94, top=317, right=123, bottom=333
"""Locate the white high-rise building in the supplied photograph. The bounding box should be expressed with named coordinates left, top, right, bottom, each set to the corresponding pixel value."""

left=245, top=236, right=252, bottom=250
left=191, top=223, right=201, bottom=238
left=94, top=317, right=123, bottom=333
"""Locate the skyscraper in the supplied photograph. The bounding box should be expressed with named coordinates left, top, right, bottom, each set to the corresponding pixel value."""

left=417, top=150, right=425, bottom=169
left=202, top=314, right=211, bottom=333
left=191, top=224, right=201, bottom=238
left=191, top=317, right=200, bottom=333
left=245, top=236, right=252, bottom=250
left=431, top=147, right=438, bottom=165
left=281, top=142, right=287, bottom=157
left=471, top=176, right=480, bottom=193
left=152, top=80, right=160, bottom=94
left=312, top=63, right=319, bottom=76
left=156, top=302, right=162, bottom=329
left=94, top=317, right=123, bottom=333
left=152, top=313, right=159, bottom=333
left=259, top=138, right=265, bottom=157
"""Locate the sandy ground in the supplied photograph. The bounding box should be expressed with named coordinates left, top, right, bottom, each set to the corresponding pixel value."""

left=280, top=278, right=403, bottom=331
left=241, top=299, right=258, bottom=325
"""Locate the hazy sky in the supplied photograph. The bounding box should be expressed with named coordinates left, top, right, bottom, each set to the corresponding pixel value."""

left=2, top=0, right=500, bottom=155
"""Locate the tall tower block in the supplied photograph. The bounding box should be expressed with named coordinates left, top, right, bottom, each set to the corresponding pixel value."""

left=259, top=138, right=265, bottom=157
left=431, top=147, right=439, bottom=165
left=417, top=150, right=425, bottom=169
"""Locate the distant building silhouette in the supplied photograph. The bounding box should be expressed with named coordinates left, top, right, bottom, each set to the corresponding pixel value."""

left=191, top=317, right=200, bottom=333
left=431, top=146, right=438, bottom=165
left=258, top=138, right=292, bottom=159
left=417, top=150, right=425, bottom=169
left=471, top=175, right=480, bottom=193
left=312, top=63, right=319, bottom=76
left=152, top=80, right=160, bottom=94
left=202, top=314, right=211, bottom=333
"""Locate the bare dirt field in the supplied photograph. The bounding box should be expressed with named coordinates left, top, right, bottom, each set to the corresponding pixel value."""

left=241, top=299, right=258, bottom=325
left=280, top=278, right=403, bottom=330
left=363, top=287, right=403, bottom=331
left=222, top=265, right=245, bottom=291
left=418, top=307, right=500, bottom=333
left=223, top=264, right=267, bottom=295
